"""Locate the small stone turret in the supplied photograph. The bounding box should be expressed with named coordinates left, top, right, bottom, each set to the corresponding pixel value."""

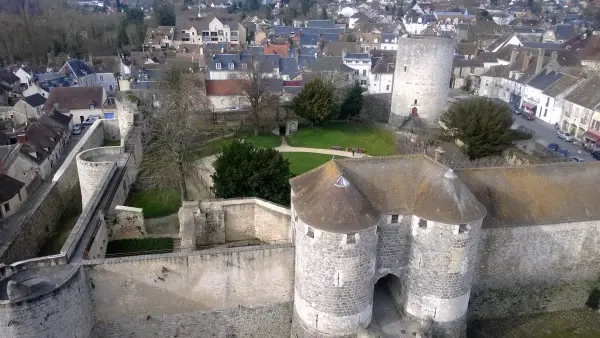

left=116, top=97, right=137, bottom=143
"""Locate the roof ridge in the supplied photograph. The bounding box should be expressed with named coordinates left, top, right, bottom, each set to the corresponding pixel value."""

left=455, top=160, right=600, bottom=172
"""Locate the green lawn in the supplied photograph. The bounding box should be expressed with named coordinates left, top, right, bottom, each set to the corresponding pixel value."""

left=190, top=132, right=282, bottom=159
left=106, top=238, right=174, bottom=257
left=125, top=188, right=180, bottom=218
left=470, top=309, right=600, bottom=338
left=286, top=123, right=397, bottom=156
left=282, top=152, right=335, bottom=175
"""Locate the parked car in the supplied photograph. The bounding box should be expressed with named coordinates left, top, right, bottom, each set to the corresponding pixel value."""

left=547, top=143, right=560, bottom=151
left=521, top=112, right=535, bottom=121
left=592, top=151, right=600, bottom=160
left=72, top=124, right=82, bottom=135
left=83, top=115, right=101, bottom=125
left=570, top=156, right=586, bottom=163
left=557, top=130, right=574, bottom=142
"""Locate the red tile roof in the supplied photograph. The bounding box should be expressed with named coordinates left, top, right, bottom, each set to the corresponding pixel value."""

left=205, top=80, right=243, bottom=96
left=264, top=43, right=290, bottom=57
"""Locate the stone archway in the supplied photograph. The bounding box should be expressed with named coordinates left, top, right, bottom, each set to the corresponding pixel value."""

left=369, top=274, right=420, bottom=336
left=411, top=107, right=418, bottom=117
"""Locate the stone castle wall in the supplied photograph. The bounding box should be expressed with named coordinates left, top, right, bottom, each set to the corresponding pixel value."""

left=0, top=119, right=105, bottom=264
left=0, top=267, right=93, bottom=338
left=85, top=244, right=295, bottom=336
left=391, top=36, right=455, bottom=125
left=469, top=220, right=600, bottom=319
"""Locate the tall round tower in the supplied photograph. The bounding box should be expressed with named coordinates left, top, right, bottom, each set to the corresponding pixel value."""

left=403, top=168, right=486, bottom=337
left=390, top=35, right=455, bottom=127
left=290, top=161, right=380, bottom=337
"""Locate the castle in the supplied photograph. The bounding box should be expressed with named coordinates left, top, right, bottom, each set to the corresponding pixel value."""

left=1, top=36, right=600, bottom=338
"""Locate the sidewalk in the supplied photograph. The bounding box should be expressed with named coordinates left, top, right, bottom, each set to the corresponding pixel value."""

left=276, top=136, right=366, bottom=158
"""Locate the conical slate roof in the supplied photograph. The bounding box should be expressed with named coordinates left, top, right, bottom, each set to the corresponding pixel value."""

left=290, top=160, right=380, bottom=233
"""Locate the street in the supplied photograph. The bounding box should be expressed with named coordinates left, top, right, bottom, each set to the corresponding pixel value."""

left=512, top=115, right=596, bottom=162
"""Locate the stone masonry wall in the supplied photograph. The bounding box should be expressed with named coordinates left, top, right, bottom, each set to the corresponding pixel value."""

left=470, top=220, right=600, bottom=319
left=103, top=119, right=121, bottom=142
left=92, top=301, right=293, bottom=338
left=77, top=146, right=123, bottom=209
left=254, top=199, right=291, bottom=243
left=84, top=245, right=295, bottom=323
left=0, top=267, right=93, bottom=338
left=0, top=120, right=105, bottom=264
left=110, top=206, right=145, bottom=240
left=375, top=214, right=411, bottom=280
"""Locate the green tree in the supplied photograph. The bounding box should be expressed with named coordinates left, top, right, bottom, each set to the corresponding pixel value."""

left=292, top=77, right=334, bottom=126
left=153, top=0, right=176, bottom=26
left=211, top=140, right=292, bottom=206
left=321, top=6, right=328, bottom=19
left=339, top=82, right=363, bottom=120
left=440, top=97, right=514, bottom=159
left=300, top=0, right=315, bottom=16
left=117, top=24, right=130, bottom=47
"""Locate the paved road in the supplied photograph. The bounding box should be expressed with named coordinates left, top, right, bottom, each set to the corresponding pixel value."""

left=512, top=115, right=596, bottom=162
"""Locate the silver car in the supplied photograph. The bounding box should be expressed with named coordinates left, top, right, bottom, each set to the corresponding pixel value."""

left=557, top=130, right=573, bottom=142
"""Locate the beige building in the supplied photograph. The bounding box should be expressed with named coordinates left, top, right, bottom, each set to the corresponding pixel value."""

left=175, top=13, right=246, bottom=46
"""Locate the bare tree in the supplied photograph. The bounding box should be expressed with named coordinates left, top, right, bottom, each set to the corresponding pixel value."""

left=141, top=66, right=210, bottom=202
left=238, top=62, right=271, bottom=136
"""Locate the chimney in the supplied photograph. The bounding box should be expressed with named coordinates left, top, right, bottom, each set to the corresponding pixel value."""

left=551, top=51, right=558, bottom=64
left=535, top=48, right=544, bottom=74
left=17, top=133, right=27, bottom=144
left=510, top=49, right=518, bottom=64
left=522, top=52, right=532, bottom=72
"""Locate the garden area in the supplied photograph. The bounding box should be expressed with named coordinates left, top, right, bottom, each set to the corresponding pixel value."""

left=189, top=131, right=281, bottom=159
left=125, top=187, right=180, bottom=218
left=105, top=238, right=174, bottom=257
left=286, top=123, right=397, bottom=156
left=282, top=152, right=335, bottom=175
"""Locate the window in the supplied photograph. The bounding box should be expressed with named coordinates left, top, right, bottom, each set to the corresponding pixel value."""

left=109, top=85, right=114, bottom=92
left=191, top=31, right=195, bottom=35
left=4, top=202, right=10, bottom=213
left=306, top=226, right=314, bottom=238
left=404, top=66, right=407, bottom=72
left=89, top=104, right=95, bottom=109
left=346, top=233, right=356, bottom=244
left=386, top=85, right=390, bottom=91
left=334, top=272, right=343, bottom=286
left=414, top=99, right=418, bottom=105
left=470, top=67, right=475, bottom=73
left=391, top=215, right=399, bottom=223
left=99, top=75, right=104, bottom=81
left=360, top=80, right=367, bottom=86
left=546, top=97, right=550, bottom=107
left=354, top=70, right=359, bottom=76
left=418, top=219, right=427, bottom=228
left=216, top=62, right=222, bottom=70
left=362, top=70, right=366, bottom=76
left=458, top=224, right=468, bottom=234
left=213, top=25, right=218, bottom=31
left=181, top=30, right=185, bottom=33
left=228, top=63, right=234, bottom=70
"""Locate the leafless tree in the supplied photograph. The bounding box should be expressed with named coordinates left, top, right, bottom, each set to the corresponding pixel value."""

left=238, top=61, right=272, bottom=136
left=141, top=66, right=210, bottom=202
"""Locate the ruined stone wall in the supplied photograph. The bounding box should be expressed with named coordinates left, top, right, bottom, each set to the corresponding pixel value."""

left=0, top=267, right=93, bottom=338
left=470, top=220, right=600, bottom=319
left=0, top=120, right=105, bottom=264
left=110, top=206, right=145, bottom=240
left=85, top=244, right=295, bottom=333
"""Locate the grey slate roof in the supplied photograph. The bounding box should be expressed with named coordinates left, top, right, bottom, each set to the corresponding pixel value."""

left=306, top=20, right=336, bottom=28
left=554, top=24, right=577, bottom=41
left=300, top=34, right=319, bottom=46
left=527, top=71, right=563, bottom=90
left=67, top=60, right=95, bottom=78
left=208, top=54, right=280, bottom=72
left=23, top=94, right=46, bottom=108
left=565, top=76, right=600, bottom=110
left=0, top=174, right=24, bottom=204
left=305, top=57, right=353, bottom=72
left=344, top=53, right=370, bottom=60
left=453, top=58, right=484, bottom=68
left=542, top=74, right=581, bottom=97
left=279, top=57, right=300, bottom=79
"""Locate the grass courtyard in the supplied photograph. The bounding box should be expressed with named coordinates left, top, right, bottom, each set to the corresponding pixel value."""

left=286, top=123, right=397, bottom=156
left=125, top=188, right=180, bottom=218
left=282, top=152, right=335, bottom=175
left=190, top=132, right=281, bottom=159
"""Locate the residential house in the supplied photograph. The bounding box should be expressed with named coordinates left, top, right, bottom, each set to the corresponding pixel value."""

left=520, top=70, right=565, bottom=121
left=543, top=25, right=577, bottom=43
left=456, top=42, right=479, bottom=59
left=342, top=53, right=372, bottom=87
left=144, top=26, right=175, bottom=49
left=22, top=83, right=50, bottom=99
left=561, top=31, right=600, bottom=70
left=513, top=26, right=545, bottom=42
left=59, top=59, right=97, bottom=87
left=306, top=20, right=336, bottom=29
left=451, top=58, right=485, bottom=91
left=322, top=41, right=361, bottom=57
left=302, top=56, right=355, bottom=84
left=536, top=74, right=582, bottom=125
left=487, top=10, right=515, bottom=26
left=355, top=33, right=381, bottom=52
left=380, top=33, right=398, bottom=51
left=279, top=57, right=301, bottom=81
left=13, top=67, right=33, bottom=87
left=207, top=54, right=280, bottom=80
left=174, top=13, right=247, bottom=46
left=91, top=56, right=120, bottom=94
left=0, top=69, right=22, bottom=98
left=0, top=174, right=26, bottom=219
left=485, top=34, right=523, bottom=52
left=368, top=55, right=395, bottom=94
left=12, top=94, right=47, bottom=124
left=204, top=78, right=283, bottom=110
left=264, top=42, right=290, bottom=56
left=560, top=76, right=600, bottom=140
left=42, top=86, right=115, bottom=124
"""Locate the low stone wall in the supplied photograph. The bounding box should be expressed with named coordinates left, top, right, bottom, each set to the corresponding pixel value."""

left=92, top=301, right=293, bottom=338
left=111, top=206, right=145, bottom=240
left=84, top=244, right=295, bottom=324
left=103, top=119, right=121, bottom=142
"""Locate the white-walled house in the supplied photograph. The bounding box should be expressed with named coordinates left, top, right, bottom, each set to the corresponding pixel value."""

left=535, top=74, right=582, bottom=125
left=42, top=86, right=116, bottom=124
left=560, top=76, right=600, bottom=140
left=380, top=33, right=398, bottom=51
left=343, top=53, right=371, bottom=87
left=368, top=57, right=395, bottom=94
left=14, top=67, right=33, bottom=87
left=0, top=174, right=27, bottom=219
left=59, top=59, right=97, bottom=87
left=11, top=94, right=47, bottom=124
left=23, top=83, right=50, bottom=98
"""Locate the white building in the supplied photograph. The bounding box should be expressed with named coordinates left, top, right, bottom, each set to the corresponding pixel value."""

left=368, top=57, right=395, bottom=94
left=343, top=53, right=372, bottom=87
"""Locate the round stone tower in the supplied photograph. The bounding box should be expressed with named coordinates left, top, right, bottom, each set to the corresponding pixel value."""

left=76, top=146, right=123, bottom=209
left=403, top=169, right=486, bottom=337
left=116, top=98, right=136, bottom=143
left=290, top=161, right=380, bottom=337
left=390, top=35, right=455, bottom=127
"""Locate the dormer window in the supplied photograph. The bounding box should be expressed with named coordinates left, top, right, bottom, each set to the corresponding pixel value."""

left=89, top=103, right=95, bottom=109
left=228, top=62, right=234, bottom=70
left=216, top=62, right=222, bottom=70
left=418, top=219, right=428, bottom=229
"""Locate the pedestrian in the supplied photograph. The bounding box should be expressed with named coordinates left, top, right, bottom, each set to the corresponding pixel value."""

left=352, top=149, right=355, bottom=157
